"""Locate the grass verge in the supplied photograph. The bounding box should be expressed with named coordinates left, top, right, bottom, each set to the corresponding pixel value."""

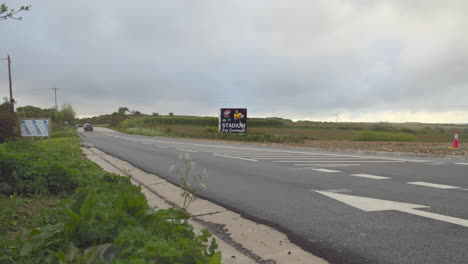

left=0, top=128, right=222, bottom=263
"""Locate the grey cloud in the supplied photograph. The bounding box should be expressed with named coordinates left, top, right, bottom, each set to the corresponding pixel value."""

left=0, top=0, right=467, bottom=121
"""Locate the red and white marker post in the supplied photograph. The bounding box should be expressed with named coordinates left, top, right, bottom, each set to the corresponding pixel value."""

left=451, top=130, right=459, bottom=149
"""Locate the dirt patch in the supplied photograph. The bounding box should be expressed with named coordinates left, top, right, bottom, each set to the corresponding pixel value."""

left=302, top=140, right=468, bottom=156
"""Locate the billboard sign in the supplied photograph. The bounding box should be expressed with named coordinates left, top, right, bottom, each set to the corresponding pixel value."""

left=20, top=118, right=51, bottom=137
left=219, top=108, right=247, bottom=133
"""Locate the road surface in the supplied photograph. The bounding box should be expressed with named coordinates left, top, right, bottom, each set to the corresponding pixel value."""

left=80, top=127, right=468, bottom=264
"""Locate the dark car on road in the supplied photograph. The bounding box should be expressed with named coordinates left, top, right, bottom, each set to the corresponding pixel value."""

left=83, top=124, right=93, bottom=132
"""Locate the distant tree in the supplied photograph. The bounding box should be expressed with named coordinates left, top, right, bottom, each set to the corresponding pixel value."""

left=16, top=105, right=48, bottom=118
left=0, top=99, right=18, bottom=142
left=118, top=107, right=129, bottom=114
left=59, top=104, right=76, bottom=123
left=0, top=3, right=31, bottom=21
left=0, top=97, right=9, bottom=111
left=168, top=112, right=174, bottom=116
left=132, top=111, right=143, bottom=116
left=152, top=112, right=159, bottom=116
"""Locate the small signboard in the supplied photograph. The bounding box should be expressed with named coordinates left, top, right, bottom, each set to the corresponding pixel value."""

left=20, top=118, right=51, bottom=138
left=219, top=108, right=247, bottom=134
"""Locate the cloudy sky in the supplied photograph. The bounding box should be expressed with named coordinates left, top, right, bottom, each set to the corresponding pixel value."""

left=1, top=0, right=467, bottom=122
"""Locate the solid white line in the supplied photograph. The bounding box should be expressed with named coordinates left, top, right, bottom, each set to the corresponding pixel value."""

left=176, top=148, right=199, bottom=153
left=253, top=157, right=363, bottom=160
left=455, top=163, right=468, bottom=166
left=407, top=182, right=460, bottom=190
left=296, top=163, right=361, bottom=166
left=277, top=160, right=405, bottom=163
left=116, top=136, right=431, bottom=163
left=235, top=155, right=331, bottom=157
left=303, top=164, right=361, bottom=167
left=311, top=168, right=342, bottom=173
left=213, top=154, right=258, bottom=162
left=351, top=174, right=391, bottom=180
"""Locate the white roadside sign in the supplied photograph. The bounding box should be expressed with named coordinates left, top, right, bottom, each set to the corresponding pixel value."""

left=20, top=119, right=51, bottom=137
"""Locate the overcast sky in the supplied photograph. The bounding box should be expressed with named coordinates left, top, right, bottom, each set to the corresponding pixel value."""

left=1, top=0, right=467, bottom=122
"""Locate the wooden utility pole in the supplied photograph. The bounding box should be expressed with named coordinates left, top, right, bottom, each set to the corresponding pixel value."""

left=7, top=55, right=14, bottom=113
left=52, top=87, right=58, bottom=111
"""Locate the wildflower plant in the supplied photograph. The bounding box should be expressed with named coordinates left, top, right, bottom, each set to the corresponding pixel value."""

left=170, top=153, right=208, bottom=210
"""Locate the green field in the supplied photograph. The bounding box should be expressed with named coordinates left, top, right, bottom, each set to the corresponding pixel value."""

left=103, top=115, right=468, bottom=144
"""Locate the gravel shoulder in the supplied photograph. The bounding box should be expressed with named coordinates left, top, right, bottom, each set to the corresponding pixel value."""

left=301, top=140, right=468, bottom=156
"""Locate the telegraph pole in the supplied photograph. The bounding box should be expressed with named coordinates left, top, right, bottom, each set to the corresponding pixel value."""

left=52, top=87, right=58, bottom=110
left=1, top=55, right=14, bottom=113
left=7, top=55, right=14, bottom=113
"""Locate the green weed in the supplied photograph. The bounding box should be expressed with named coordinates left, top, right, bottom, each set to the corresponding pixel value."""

left=354, top=130, right=417, bottom=142
left=1, top=131, right=222, bottom=264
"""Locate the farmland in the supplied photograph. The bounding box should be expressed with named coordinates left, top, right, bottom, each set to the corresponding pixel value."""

left=78, top=115, right=468, bottom=155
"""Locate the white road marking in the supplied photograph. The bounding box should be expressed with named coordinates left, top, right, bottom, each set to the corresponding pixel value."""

left=154, top=145, right=168, bottom=148
left=350, top=174, right=391, bottom=180
left=280, top=160, right=405, bottom=163
left=213, top=154, right=258, bottom=162
left=176, top=148, right=199, bottom=153
left=311, top=168, right=342, bottom=173
left=127, top=138, right=430, bottom=162
left=303, top=164, right=361, bottom=168
left=311, top=189, right=351, bottom=193
left=315, top=191, right=468, bottom=228
left=110, top=135, right=431, bottom=163
left=428, top=162, right=444, bottom=165
left=253, top=157, right=363, bottom=160
left=296, top=163, right=361, bottom=166
left=236, top=155, right=336, bottom=157
left=406, top=182, right=460, bottom=190
left=455, top=163, right=468, bottom=166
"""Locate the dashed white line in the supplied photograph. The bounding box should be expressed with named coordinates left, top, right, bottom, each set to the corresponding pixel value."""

left=122, top=138, right=430, bottom=162
left=303, top=164, right=361, bottom=168
left=154, top=145, right=168, bottom=148
left=311, top=188, right=351, bottom=193
left=455, top=163, right=468, bottom=166
left=311, top=168, right=342, bottom=173
left=407, top=182, right=460, bottom=190
left=213, top=154, right=258, bottom=162
left=351, top=174, right=391, bottom=180
left=176, top=148, right=199, bottom=153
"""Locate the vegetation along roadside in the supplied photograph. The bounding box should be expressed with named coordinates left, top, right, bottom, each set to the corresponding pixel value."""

left=0, top=125, right=222, bottom=263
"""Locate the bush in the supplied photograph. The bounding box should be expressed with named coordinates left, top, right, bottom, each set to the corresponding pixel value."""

left=1, top=133, right=222, bottom=264
left=354, top=130, right=417, bottom=142
left=0, top=110, right=19, bottom=143
left=0, top=136, right=100, bottom=196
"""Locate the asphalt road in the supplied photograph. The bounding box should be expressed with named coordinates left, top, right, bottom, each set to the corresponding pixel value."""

left=80, top=127, right=468, bottom=264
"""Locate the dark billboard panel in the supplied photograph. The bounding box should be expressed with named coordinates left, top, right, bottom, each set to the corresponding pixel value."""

left=219, top=108, right=247, bottom=133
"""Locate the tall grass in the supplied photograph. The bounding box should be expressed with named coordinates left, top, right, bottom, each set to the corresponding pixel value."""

left=354, top=130, right=417, bottom=142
